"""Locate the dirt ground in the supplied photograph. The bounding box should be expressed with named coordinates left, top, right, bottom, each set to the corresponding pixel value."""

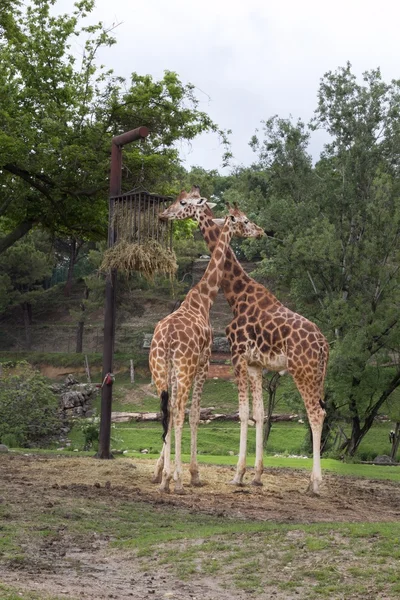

left=1, top=454, right=400, bottom=600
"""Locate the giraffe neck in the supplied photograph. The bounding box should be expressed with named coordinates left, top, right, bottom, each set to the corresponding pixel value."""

left=185, top=219, right=233, bottom=316
left=197, top=208, right=277, bottom=312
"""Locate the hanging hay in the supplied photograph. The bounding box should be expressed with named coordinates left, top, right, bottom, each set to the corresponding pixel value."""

left=100, top=239, right=177, bottom=280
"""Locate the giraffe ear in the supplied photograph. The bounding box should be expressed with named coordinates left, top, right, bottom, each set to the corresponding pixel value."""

left=177, top=190, right=187, bottom=200
left=190, top=185, right=201, bottom=197
left=211, top=218, right=225, bottom=227
left=206, top=202, right=217, bottom=209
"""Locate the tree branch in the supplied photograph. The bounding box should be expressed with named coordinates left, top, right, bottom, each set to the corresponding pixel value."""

left=0, top=220, right=35, bottom=254
left=3, top=163, right=53, bottom=198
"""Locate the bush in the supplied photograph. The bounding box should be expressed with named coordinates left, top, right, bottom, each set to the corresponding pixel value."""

left=0, top=361, right=62, bottom=447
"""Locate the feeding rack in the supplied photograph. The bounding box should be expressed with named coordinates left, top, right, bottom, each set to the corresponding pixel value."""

left=98, top=127, right=175, bottom=459
left=100, top=188, right=176, bottom=279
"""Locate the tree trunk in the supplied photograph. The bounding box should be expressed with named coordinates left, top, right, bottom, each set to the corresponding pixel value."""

left=344, top=370, right=400, bottom=456
left=390, top=422, right=400, bottom=462
left=76, top=321, right=84, bottom=353
left=76, top=286, right=89, bottom=353
left=0, top=220, right=34, bottom=254
left=263, top=372, right=281, bottom=449
left=64, top=239, right=77, bottom=297
left=22, top=302, right=32, bottom=350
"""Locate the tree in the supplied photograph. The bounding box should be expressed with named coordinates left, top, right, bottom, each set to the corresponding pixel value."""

left=248, top=64, right=400, bottom=456
left=0, top=0, right=231, bottom=254
left=0, top=229, right=53, bottom=349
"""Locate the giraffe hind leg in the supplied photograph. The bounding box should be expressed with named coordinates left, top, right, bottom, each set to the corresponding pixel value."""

left=189, top=357, right=210, bottom=487
left=151, top=390, right=167, bottom=483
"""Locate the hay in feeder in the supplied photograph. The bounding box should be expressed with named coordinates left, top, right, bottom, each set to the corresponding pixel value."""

left=100, top=240, right=177, bottom=280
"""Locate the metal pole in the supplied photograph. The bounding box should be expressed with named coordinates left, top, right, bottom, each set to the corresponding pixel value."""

left=97, top=126, right=149, bottom=459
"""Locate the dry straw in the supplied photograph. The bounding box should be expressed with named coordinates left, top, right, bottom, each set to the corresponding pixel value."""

left=100, top=240, right=177, bottom=280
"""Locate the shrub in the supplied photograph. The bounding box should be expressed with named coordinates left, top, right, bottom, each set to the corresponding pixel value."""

left=0, top=361, right=62, bottom=447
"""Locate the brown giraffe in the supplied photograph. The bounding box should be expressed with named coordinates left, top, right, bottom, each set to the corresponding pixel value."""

left=160, top=186, right=329, bottom=495
left=150, top=203, right=265, bottom=493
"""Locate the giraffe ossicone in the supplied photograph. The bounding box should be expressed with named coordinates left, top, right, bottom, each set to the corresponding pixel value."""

left=149, top=207, right=263, bottom=494
left=159, top=186, right=329, bottom=495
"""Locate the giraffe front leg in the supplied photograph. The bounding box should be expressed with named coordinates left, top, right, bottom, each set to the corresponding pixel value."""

left=248, top=365, right=264, bottom=486
left=230, top=359, right=249, bottom=486
left=189, top=358, right=209, bottom=487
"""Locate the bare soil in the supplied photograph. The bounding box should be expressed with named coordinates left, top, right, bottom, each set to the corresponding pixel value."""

left=1, top=454, right=400, bottom=600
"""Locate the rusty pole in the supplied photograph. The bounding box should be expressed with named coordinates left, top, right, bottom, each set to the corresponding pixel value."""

left=97, top=126, right=149, bottom=459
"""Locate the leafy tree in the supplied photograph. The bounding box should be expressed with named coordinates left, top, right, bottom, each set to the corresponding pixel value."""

left=0, top=361, right=62, bottom=447
left=0, top=229, right=53, bottom=349
left=247, top=65, right=400, bottom=456
left=0, top=0, right=230, bottom=254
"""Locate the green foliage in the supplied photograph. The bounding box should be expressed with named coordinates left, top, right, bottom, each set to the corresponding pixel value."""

left=73, top=412, right=99, bottom=451
left=0, top=229, right=53, bottom=311
left=241, top=64, right=400, bottom=454
left=0, top=0, right=230, bottom=254
left=0, top=361, right=62, bottom=446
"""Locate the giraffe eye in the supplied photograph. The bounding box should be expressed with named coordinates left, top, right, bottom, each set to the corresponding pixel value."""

left=244, top=219, right=249, bottom=224
left=230, top=215, right=235, bottom=222
left=180, top=200, right=187, bottom=206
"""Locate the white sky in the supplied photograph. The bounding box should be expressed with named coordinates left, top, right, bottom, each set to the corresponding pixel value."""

left=57, top=0, right=400, bottom=171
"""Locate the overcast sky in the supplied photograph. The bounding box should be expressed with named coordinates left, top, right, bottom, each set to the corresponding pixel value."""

left=58, top=0, right=400, bottom=171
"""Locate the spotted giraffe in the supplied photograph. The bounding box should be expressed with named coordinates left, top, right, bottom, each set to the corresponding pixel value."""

left=160, top=187, right=329, bottom=495
left=149, top=205, right=265, bottom=493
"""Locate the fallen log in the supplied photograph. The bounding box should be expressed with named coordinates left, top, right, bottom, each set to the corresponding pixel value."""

left=110, top=409, right=299, bottom=424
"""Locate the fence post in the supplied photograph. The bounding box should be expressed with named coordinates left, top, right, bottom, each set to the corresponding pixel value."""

left=130, top=360, right=135, bottom=384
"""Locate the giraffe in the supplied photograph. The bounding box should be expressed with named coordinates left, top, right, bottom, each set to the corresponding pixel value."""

left=149, top=204, right=265, bottom=494
left=160, top=187, right=329, bottom=495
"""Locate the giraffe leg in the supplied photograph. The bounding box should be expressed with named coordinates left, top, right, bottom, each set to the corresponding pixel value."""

left=173, top=381, right=192, bottom=494
left=189, top=356, right=210, bottom=487
left=159, top=369, right=177, bottom=493
left=159, top=415, right=173, bottom=493
left=248, top=365, right=264, bottom=486
left=307, top=412, right=325, bottom=495
left=292, top=373, right=326, bottom=495
left=230, top=359, right=249, bottom=486
left=149, top=350, right=168, bottom=484
left=152, top=444, right=164, bottom=484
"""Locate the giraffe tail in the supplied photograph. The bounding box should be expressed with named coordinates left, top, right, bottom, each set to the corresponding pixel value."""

left=160, top=390, right=169, bottom=443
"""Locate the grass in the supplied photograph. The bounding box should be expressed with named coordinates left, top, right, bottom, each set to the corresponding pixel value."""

left=3, top=480, right=400, bottom=599
left=0, top=585, right=66, bottom=600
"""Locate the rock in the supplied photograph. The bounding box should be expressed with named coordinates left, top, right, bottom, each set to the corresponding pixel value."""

left=65, top=374, right=79, bottom=386
left=0, top=444, right=9, bottom=453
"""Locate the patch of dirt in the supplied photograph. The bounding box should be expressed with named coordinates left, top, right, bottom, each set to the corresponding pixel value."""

left=123, top=383, right=159, bottom=405
left=207, top=363, right=234, bottom=380
left=1, top=454, right=400, bottom=599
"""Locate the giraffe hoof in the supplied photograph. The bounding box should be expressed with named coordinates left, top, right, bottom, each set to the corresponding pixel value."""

left=251, top=480, right=263, bottom=487
left=174, top=487, right=187, bottom=495
left=190, top=480, right=204, bottom=488
left=305, top=482, right=321, bottom=497
left=159, top=485, right=170, bottom=494
left=228, top=479, right=245, bottom=487
left=151, top=476, right=162, bottom=484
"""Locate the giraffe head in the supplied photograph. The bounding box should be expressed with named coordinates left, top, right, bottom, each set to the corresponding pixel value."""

left=213, top=202, right=265, bottom=239
left=160, top=186, right=213, bottom=221
left=160, top=186, right=265, bottom=238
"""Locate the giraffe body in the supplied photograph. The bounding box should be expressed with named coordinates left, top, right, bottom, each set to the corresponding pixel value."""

left=149, top=210, right=264, bottom=493
left=160, top=188, right=329, bottom=494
